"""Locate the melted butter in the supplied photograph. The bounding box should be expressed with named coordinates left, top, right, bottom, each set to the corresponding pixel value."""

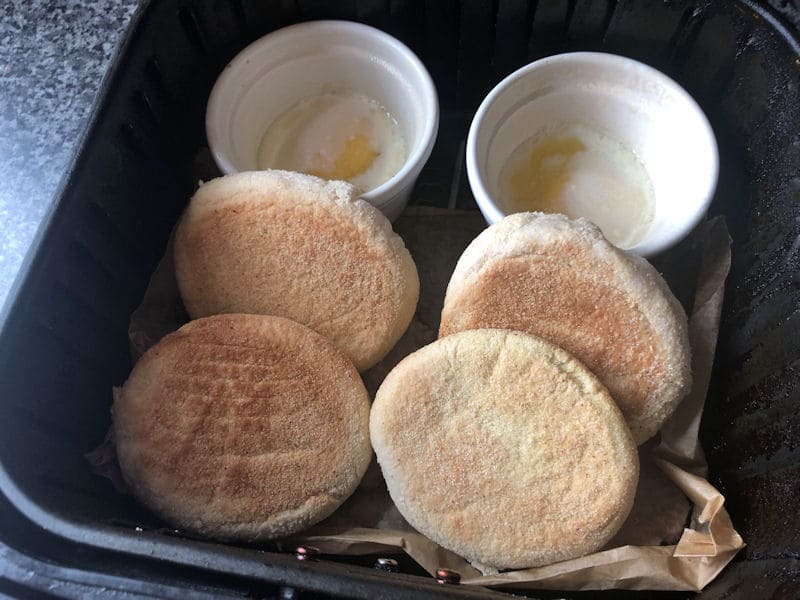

left=257, top=92, right=406, bottom=193
left=499, top=122, right=656, bottom=249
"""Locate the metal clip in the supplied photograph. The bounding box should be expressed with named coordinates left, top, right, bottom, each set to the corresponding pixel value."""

left=294, top=546, right=320, bottom=561
left=435, top=568, right=461, bottom=584
left=374, top=557, right=399, bottom=573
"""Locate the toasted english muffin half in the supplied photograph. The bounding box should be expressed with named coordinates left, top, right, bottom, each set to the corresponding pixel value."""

left=439, top=212, right=691, bottom=444
left=174, top=170, right=419, bottom=371
left=371, top=328, right=639, bottom=569
left=114, top=313, right=371, bottom=541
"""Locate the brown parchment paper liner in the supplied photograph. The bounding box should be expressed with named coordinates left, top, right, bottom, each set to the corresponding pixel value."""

left=97, top=207, right=743, bottom=592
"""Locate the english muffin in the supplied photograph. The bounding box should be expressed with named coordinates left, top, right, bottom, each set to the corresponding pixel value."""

left=439, top=212, right=691, bottom=444
left=371, top=329, right=639, bottom=569
left=174, top=170, right=419, bottom=371
left=114, top=313, right=371, bottom=541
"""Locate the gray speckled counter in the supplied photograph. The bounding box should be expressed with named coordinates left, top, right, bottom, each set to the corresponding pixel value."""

left=0, top=0, right=139, bottom=309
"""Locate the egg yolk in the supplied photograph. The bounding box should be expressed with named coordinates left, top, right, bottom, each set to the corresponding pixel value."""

left=507, top=135, right=586, bottom=213
left=256, top=92, right=407, bottom=193
left=499, top=122, right=657, bottom=249
left=308, top=132, right=379, bottom=181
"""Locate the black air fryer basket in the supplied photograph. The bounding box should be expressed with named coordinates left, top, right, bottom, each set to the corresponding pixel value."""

left=1, top=0, right=799, bottom=597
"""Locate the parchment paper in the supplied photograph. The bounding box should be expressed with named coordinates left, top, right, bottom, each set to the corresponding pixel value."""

left=96, top=207, right=743, bottom=592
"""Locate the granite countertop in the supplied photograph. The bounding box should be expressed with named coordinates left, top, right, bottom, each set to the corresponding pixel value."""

left=0, top=0, right=139, bottom=310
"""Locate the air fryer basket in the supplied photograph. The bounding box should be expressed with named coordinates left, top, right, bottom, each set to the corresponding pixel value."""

left=0, top=0, right=798, bottom=597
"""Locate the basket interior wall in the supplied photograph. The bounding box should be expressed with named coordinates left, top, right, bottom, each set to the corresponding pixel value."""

left=0, top=0, right=798, bottom=593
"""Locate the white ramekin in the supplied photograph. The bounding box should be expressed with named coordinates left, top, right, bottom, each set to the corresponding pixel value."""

left=466, top=52, right=719, bottom=256
left=206, top=20, right=439, bottom=222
